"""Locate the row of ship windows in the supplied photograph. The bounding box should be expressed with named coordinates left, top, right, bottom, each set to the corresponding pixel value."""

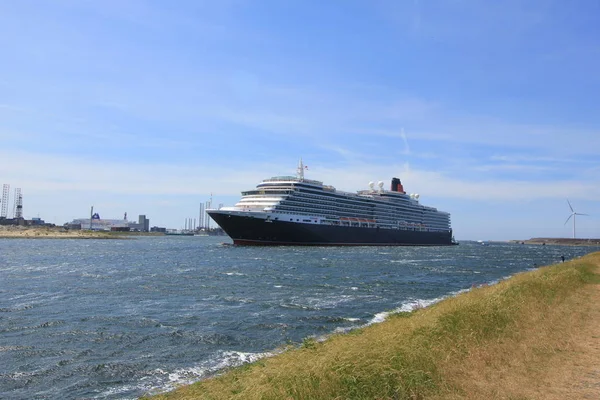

left=256, top=185, right=384, bottom=205
left=278, top=203, right=374, bottom=218
left=276, top=201, right=444, bottom=219
left=290, top=192, right=440, bottom=216
left=239, top=190, right=450, bottom=224
left=242, top=190, right=292, bottom=196
left=251, top=185, right=437, bottom=216
left=282, top=196, right=429, bottom=216
left=270, top=217, right=317, bottom=223
left=280, top=200, right=371, bottom=214
left=275, top=205, right=449, bottom=228
left=296, top=188, right=419, bottom=206
left=268, top=211, right=450, bottom=230
left=295, top=189, right=411, bottom=207
left=279, top=200, right=447, bottom=223
left=274, top=215, right=450, bottom=232
left=254, top=202, right=450, bottom=226
left=241, top=191, right=428, bottom=217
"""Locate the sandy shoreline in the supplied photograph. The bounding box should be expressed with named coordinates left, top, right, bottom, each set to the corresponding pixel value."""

left=0, top=226, right=132, bottom=239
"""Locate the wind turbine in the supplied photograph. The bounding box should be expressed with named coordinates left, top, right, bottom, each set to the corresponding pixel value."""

left=564, top=200, right=588, bottom=239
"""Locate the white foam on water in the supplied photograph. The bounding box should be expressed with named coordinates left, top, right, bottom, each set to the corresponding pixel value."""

left=307, top=294, right=355, bottom=309
left=163, top=350, right=274, bottom=388
left=333, top=326, right=353, bottom=334
left=364, top=294, right=457, bottom=326
left=224, top=272, right=245, bottom=276
left=0, top=345, right=31, bottom=351
left=274, top=285, right=283, bottom=288
left=100, top=350, right=275, bottom=399
left=369, top=311, right=390, bottom=324
left=81, top=272, right=106, bottom=279
left=92, top=384, right=138, bottom=399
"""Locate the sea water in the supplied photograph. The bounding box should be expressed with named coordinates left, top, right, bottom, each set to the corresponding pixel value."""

left=1, top=237, right=597, bottom=399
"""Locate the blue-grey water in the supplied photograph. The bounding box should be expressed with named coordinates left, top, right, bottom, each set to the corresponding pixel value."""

left=1, top=237, right=598, bottom=400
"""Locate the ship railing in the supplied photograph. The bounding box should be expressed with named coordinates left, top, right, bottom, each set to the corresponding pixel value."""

left=262, top=177, right=324, bottom=185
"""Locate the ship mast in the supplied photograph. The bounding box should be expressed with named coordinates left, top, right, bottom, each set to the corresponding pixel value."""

left=296, top=158, right=305, bottom=181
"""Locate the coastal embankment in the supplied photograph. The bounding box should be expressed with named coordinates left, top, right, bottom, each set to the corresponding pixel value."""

left=145, top=252, right=600, bottom=400
left=512, top=237, right=600, bottom=246
left=0, top=226, right=161, bottom=239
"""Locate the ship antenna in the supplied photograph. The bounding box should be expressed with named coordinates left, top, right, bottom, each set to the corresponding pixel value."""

left=297, top=158, right=305, bottom=180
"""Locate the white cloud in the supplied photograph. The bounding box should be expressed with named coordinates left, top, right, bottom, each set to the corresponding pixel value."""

left=399, top=128, right=410, bottom=155
left=472, top=164, right=556, bottom=172
left=2, top=149, right=598, bottom=202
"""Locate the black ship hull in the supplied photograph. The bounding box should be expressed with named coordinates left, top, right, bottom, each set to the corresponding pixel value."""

left=208, top=212, right=453, bottom=246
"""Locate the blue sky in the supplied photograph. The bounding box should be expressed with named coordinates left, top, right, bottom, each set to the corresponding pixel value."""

left=1, top=0, right=599, bottom=240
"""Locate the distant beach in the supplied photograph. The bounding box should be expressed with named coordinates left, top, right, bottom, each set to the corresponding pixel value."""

left=0, top=226, right=134, bottom=239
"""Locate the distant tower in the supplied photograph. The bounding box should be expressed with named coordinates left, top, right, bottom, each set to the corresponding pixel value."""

left=138, top=215, right=149, bottom=232
left=205, top=200, right=211, bottom=229
left=124, top=212, right=127, bottom=221
left=199, top=203, right=204, bottom=230
left=296, top=158, right=305, bottom=180
left=13, top=188, right=23, bottom=219
left=1, top=184, right=9, bottom=218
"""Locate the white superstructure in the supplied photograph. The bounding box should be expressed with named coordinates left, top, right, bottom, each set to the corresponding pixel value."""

left=217, top=160, right=451, bottom=234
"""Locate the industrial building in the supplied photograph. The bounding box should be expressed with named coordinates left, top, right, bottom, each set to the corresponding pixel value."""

left=67, top=213, right=152, bottom=232
left=1, top=184, right=164, bottom=232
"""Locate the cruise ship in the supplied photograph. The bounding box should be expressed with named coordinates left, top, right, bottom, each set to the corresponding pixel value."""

left=207, top=160, right=454, bottom=246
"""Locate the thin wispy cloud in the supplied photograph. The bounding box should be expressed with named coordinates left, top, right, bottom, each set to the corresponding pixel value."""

left=399, top=128, right=411, bottom=155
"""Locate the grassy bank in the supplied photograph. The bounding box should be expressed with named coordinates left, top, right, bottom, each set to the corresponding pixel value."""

left=145, top=252, right=600, bottom=400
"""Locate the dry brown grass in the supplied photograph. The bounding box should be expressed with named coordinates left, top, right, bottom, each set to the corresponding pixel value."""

left=145, top=252, right=600, bottom=400
left=431, top=255, right=600, bottom=399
